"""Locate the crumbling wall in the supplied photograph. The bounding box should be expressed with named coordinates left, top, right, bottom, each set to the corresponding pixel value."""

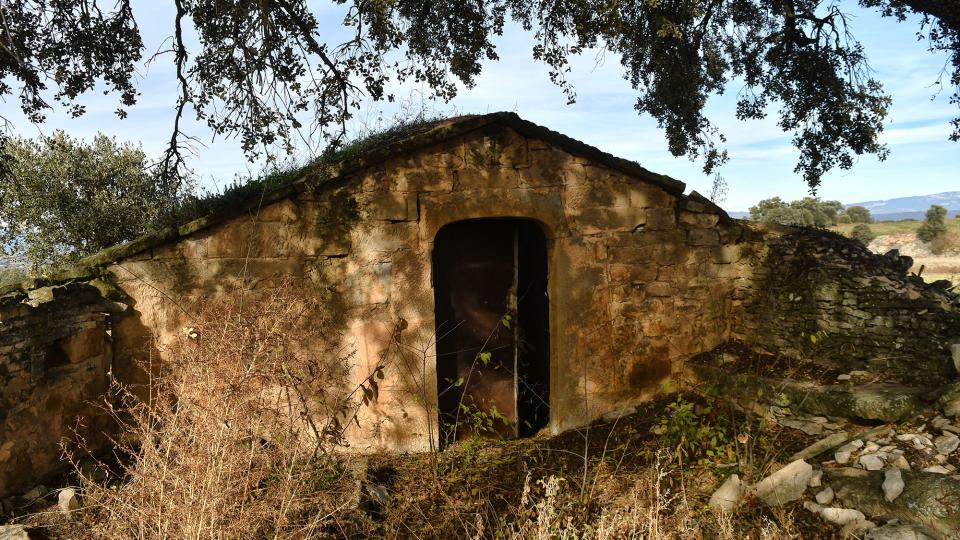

left=732, top=226, right=960, bottom=385
left=0, top=283, right=117, bottom=497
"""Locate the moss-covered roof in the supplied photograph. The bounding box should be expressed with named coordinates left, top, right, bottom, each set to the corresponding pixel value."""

left=1, top=112, right=714, bottom=300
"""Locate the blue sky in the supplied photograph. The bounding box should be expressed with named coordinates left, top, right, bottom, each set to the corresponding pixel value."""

left=1, top=2, right=957, bottom=211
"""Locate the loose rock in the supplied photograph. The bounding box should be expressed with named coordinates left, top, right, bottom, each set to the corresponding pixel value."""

left=0, top=525, right=30, bottom=540
left=815, top=487, right=835, bottom=504
left=820, top=507, right=868, bottom=527
left=865, top=524, right=935, bottom=540
left=883, top=468, right=905, bottom=502
left=751, top=459, right=814, bottom=506
left=57, top=488, right=79, bottom=514
left=921, top=465, right=949, bottom=474
left=708, top=474, right=744, bottom=512
left=860, top=454, right=885, bottom=471
left=933, top=433, right=959, bottom=455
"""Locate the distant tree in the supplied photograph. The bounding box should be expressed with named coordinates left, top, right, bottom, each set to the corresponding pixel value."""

left=917, top=204, right=949, bottom=242
left=748, top=196, right=842, bottom=227
left=851, top=224, right=876, bottom=245
left=794, top=197, right=843, bottom=228
left=837, top=214, right=853, bottom=224
left=842, top=205, right=873, bottom=223
left=749, top=197, right=789, bottom=222
left=0, top=131, right=185, bottom=272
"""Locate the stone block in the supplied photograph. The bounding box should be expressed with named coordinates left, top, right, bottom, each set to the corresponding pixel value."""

left=679, top=211, right=719, bottom=228
left=454, top=167, right=521, bottom=190
left=574, top=207, right=646, bottom=234
left=644, top=208, right=676, bottom=230
left=646, top=281, right=673, bottom=297
left=364, top=191, right=418, bottom=222
left=628, top=185, right=673, bottom=208
left=689, top=229, right=720, bottom=246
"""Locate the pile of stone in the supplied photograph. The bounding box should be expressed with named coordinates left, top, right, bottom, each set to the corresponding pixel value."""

left=710, top=411, right=960, bottom=538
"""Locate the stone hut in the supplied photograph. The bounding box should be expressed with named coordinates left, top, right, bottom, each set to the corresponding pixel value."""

left=2, top=112, right=958, bottom=496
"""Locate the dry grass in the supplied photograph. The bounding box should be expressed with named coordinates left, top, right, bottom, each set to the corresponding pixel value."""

left=60, top=283, right=363, bottom=539
left=930, top=230, right=960, bottom=255
left=34, top=288, right=814, bottom=539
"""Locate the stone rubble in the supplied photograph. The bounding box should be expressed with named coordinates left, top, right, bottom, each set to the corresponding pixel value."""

left=707, top=474, right=744, bottom=512
left=882, top=468, right=904, bottom=502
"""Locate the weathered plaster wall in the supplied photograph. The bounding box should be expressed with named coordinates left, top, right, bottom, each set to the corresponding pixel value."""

left=732, top=226, right=960, bottom=385
left=106, top=124, right=746, bottom=451
left=0, top=284, right=116, bottom=496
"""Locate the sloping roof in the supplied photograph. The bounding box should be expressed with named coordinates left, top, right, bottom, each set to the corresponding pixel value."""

left=2, top=112, right=718, bottom=297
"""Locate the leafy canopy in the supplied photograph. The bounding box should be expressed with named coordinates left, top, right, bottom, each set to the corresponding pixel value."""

left=748, top=196, right=843, bottom=228
left=0, top=1, right=957, bottom=190
left=0, top=131, right=186, bottom=272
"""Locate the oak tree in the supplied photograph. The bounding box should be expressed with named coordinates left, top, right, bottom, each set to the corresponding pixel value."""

left=0, top=0, right=957, bottom=191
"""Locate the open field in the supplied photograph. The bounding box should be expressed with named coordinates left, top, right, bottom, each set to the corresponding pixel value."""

left=831, top=217, right=960, bottom=237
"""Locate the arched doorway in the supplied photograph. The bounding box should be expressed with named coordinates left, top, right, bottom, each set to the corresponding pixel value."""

left=432, top=219, right=550, bottom=447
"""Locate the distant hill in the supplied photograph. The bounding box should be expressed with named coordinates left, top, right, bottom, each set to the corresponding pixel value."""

left=845, top=191, right=960, bottom=221
left=728, top=191, right=960, bottom=221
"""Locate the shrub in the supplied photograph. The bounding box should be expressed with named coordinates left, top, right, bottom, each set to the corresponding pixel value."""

left=841, top=205, right=872, bottom=223
left=917, top=204, right=948, bottom=243
left=930, top=230, right=960, bottom=255
left=851, top=224, right=875, bottom=245
left=0, top=131, right=188, bottom=272
left=64, top=282, right=369, bottom=539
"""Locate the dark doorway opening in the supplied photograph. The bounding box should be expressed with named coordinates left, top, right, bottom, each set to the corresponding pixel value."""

left=433, top=219, right=550, bottom=448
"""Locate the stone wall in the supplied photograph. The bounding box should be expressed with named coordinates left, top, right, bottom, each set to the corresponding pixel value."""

left=104, top=122, right=747, bottom=452
left=3, top=116, right=958, bottom=496
left=0, top=283, right=119, bottom=497
left=732, top=226, right=960, bottom=385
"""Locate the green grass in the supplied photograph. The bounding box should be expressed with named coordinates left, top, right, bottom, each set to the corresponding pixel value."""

left=831, top=218, right=960, bottom=237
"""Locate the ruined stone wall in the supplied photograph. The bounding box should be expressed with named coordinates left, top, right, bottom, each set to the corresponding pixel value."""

left=732, top=226, right=960, bottom=385
left=106, top=124, right=747, bottom=451
left=0, top=284, right=116, bottom=497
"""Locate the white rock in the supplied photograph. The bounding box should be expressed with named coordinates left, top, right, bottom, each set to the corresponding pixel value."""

left=837, top=374, right=852, bottom=381
left=803, top=500, right=823, bottom=514
left=896, top=434, right=916, bottom=442
left=708, top=474, right=744, bottom=512
left=57, top=488, right=79, bottom=513
left=865, top=524, right=936, bottom=540
left=808, top=468, right=823, bottom=488
left=842, top=520, right=877, bottom=536
left=912, top=436, right=933, bottom=450
left=820, top=507, right=868, bottom=527
left=921, top=465, right=950, bottom=474
left=932, top=416, right=950, bottom=429
left=815, top=487, right=835, bottom=504
left=859, top=454, right=885, bottom=471
left=865, top=441, right=881, bottom=453
left=893, top=455, right=911, bottom=470
left=883, top=467, right=905, bottom=502
left=751, top=459, right=814, bottom=506
left=835, top=440, right=863, bottom=465
left=945, top=399, right=960, bottom=418
left=934, top=453, right=948, bottom=464
left=933, top=433, right=959, bottom=455
left=951, top=343, right=960, bottom=375
left=0, top=525, right=31, bottom=540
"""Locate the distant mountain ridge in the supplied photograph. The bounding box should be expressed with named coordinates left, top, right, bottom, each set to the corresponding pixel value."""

left=846, top=191, right=960, bottom=220
left=728, top=191, right=960, bottom=221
